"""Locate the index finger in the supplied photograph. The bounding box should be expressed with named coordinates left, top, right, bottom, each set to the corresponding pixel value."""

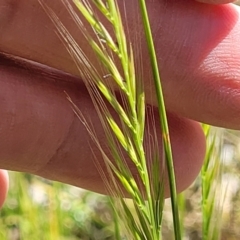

left=1, top=0, right=240, bottom=129
left=197, top=0, right=237, bottom=4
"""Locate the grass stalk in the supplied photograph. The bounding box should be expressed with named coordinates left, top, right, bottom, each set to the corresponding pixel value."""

left=137, top=1, right=181, bottom=239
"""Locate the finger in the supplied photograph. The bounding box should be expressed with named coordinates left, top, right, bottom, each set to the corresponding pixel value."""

left=196, top=0, right=236, bottom=4
left=0, top=56, right=205, bottom=196
left=1, top=1, right=240, bottom=129
left=0, top=170, right=9, bottom=208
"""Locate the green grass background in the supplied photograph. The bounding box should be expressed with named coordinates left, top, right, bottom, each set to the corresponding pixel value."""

left=1, top=129, right=240, bottom=240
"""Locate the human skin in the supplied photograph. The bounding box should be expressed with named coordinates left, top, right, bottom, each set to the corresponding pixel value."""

left=0, top=0, right=239, bottom=207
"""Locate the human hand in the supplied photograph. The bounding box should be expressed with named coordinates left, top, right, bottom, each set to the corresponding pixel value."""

left=0, top=0, right=239, bottom=206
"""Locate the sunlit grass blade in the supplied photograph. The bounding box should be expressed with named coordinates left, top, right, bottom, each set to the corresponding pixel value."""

left=177, top=193, right=186, bottom=237
left=201, top=125, right=226, bottom=240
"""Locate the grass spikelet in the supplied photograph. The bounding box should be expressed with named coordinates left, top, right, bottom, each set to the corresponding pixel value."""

left=39, top=0, right=180, bottom=239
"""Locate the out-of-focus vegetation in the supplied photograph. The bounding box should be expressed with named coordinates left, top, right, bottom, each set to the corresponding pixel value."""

left=0, top=173, right=115, bottom=240
left=1, top=128, right=240, bottom=240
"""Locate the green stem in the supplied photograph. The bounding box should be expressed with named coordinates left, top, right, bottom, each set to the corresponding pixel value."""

left=137, top=1, right=181, bottom=239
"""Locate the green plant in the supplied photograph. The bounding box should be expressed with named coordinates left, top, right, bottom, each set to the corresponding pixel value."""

left=0, top=172, right=115, bottom=240
left=39, top=0, right=181, bottom=239
left=201, top=125, right=225, bottom=240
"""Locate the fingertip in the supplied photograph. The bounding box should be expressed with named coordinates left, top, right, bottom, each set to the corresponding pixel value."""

left=166, top=116, right=206, bottom=196
left=0, top=170, right=9, bottom=208
left=196, top=0, right=236, bottom=4
left=176, top=121, right=206, bottom=193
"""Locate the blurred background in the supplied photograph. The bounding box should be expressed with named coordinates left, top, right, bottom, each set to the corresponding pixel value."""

left=1, top=129, right=240, bottom=240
